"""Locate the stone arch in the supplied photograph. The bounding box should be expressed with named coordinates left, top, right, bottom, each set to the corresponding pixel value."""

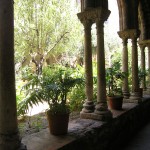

left=81, top=0, right=108, bottom=11
left=117, top=0, right=139, bottom=31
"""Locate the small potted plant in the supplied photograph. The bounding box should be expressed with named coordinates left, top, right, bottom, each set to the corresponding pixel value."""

left=106, top=61, right=126, bottom=110
left=18, top=65, right=83, bottom=135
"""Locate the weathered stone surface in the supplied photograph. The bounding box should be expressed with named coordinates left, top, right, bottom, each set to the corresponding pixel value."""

left=22, top=96, right=150, bottom=150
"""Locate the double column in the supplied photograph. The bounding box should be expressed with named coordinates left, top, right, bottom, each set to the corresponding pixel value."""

left=77, top=8, right=112, bottom=121
left=118, top=30, right=141, bottom=103
left=0, top=1, right=26, bottom=150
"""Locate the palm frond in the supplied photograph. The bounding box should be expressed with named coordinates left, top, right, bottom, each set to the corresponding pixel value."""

left=17, top=88, right=44, bottom=116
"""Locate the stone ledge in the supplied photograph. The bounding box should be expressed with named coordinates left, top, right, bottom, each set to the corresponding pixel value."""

left=22, top=95, right=150, bottom=150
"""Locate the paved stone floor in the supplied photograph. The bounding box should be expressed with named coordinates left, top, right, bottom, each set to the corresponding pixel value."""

left=122, top=121, right=150, bottom=150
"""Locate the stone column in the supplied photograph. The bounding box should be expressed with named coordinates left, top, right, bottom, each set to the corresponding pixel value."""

left=81, top=20, right=95, bottom=114
left=148, top=45, right=150, bottom=88
left=130, top=30, right=141, bottom=102
left=77, top=13, right=95, bottom=118
left=118, top=31, right=130, bottom=99
left=94, top=10, right=112, bottom=120
left=140, top=44, right=146, bottom=90
left=0, top=1, right=26, bottom=150
left=122, top=38, right=130, bottom=98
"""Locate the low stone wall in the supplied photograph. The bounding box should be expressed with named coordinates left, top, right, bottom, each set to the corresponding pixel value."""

left=59, top=96, right=150, bottom=150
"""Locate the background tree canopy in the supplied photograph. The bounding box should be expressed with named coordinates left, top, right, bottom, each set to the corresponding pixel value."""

left=14, top=0, right=83, bottom=74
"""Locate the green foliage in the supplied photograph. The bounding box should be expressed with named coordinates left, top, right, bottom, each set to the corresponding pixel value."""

left=16, top=74, right=26, bottom=105
left=69, top=87, right=85, bottom=112
left=14, top=0, right=83, bottom=67
left=68, top=65, right=85, bottom=111
left=104, top=23, right=122, bottom=67
left=106, top=61, right=127, bottom=96
left=48, top=103, right=70, bottom=115
left=17, top=65, right=84, bottom=116
left=138, top=68, right=147, bottom=86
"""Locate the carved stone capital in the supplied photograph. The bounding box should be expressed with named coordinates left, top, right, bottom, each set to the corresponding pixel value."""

left=82, top=19, right=93, bottom=30
left=77, top=7, right=110, bottom=24
left=118, top=31, right=128, bottom=40
left=139, top=39, right=150, bottom=48
left=118, top=29, right=140, bottom=40
left=139, top=43, right=146, bottom=51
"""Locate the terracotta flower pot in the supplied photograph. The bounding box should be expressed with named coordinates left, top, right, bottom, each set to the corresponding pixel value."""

left=107, top=96, right=123, bottom=110
left=47, top=110, right=69, bottom=135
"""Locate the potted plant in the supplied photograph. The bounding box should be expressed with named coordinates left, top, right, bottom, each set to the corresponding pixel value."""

left=18, top=65, right=83, bottom=135
left=106, top=62, right=126, bottom=110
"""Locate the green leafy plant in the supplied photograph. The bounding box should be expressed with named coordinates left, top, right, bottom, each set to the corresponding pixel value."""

left=138, top=68, right=147, bottom=87
left=68, top=65, right=85, bottom=111
left=106, top=61, right=127, bottom=96
left=17, top=65, right=84, bottom=116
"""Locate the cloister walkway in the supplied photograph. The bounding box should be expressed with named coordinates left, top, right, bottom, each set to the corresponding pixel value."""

left=122, top=121, right=150, bottom=150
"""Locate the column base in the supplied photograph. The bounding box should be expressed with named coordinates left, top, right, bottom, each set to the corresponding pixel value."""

left=123, top=91, right=130, bottom=99
left=82, top=100, right=95, bottom=113
left=123, top=98, right=139, bottom=103
left=80, top=102, right=112, bottom=121
left=80, top=111, right=112, bottom=121
left=129, top=92, right=142, bottom=103
left=94, top=102, right=112, bottom=121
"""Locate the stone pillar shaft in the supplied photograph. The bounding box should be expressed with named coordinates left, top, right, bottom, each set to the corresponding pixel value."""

left=0, top=1, right=26, bottom=150
left=130, top=36, right=141, bottom=102
left=148, top=47, right=150, bottom=68
left=94, top=18, right=111, bottom=119
left=84, top=21, right=93, bottom=102
left=131, top=37, right=139, bottom=92
left=148, top=46, right=150, bottom=87
left=81, top=20, right=94, bottom=113
left=96, top=20, right=106, bottom=103
left=0, top=0, right=19, bottom=149
left=122, top=38, right=130, bottom=98
left=140, top=45, right=146, bottom=89
left=77, top=17, right=95, bottom=115
left=118, top=31, right=131, bottom=99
